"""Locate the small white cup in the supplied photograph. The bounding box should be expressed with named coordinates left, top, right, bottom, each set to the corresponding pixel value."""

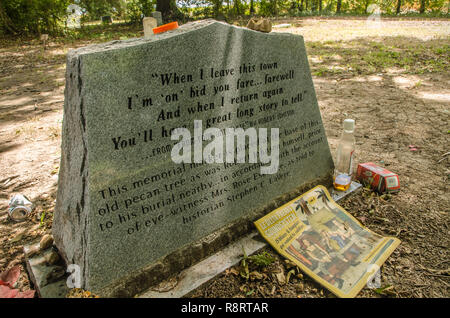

left=143, top=17, right=157, bottom=39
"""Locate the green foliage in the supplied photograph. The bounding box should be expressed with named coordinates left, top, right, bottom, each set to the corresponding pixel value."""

left=240, top=247, right=275, bottom=280
left=125, top=0, right=155, bottom=23
left=259, top=0, right=275, bottom=16
left=40, top=211, right=46, bottom=227
left=248, top=251, right=276, bottom=267
left=79, top=0, right=126, bottom=21
left=1, top=0, right=71, bottom=35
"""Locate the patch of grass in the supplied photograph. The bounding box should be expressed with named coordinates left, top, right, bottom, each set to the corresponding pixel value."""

left=60, top=22, right=142, bottom=44
left=239, top=248, right=276, bottom=280
left=248, top=251, right=276, bottom=267
left=307, top=37, right=450, bottom=76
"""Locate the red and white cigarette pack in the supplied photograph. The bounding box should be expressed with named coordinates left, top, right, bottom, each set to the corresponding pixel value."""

left=356, top=162, right=400, bottom=193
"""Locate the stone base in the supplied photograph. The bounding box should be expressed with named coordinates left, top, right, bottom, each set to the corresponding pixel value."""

left=139, top=231, right=266, bottom=298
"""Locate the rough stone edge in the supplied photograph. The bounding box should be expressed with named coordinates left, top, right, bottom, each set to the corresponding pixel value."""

left=99, top=173, right=332, bottom=298
left=53, top=51, right=90, bottom=288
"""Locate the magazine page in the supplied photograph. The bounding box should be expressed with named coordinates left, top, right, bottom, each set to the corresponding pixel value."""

left=254, top=185, right=401, bottom=298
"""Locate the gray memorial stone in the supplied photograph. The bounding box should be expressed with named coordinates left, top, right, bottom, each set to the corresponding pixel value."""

left=101, top=16, right=113, bottom=24
left=53, top=20, right=334, bottom=297
left=152, top=11, right=162, bottom=26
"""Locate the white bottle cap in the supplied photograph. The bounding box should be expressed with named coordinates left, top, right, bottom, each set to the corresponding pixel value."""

left=343, top=119, right=355, bottom=132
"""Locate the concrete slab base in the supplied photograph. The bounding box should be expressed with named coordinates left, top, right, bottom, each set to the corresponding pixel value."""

left=138, top=231, right=267, bottom=298
left=23, top=243, right=70, bottom=298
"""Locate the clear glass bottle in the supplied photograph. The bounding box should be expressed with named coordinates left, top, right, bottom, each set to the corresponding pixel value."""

left=333, top=119, right=356, bottom=191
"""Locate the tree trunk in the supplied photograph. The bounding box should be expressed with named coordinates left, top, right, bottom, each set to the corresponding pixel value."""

left=250, top=0, right=255, bottom=14
left=319, top=0, right=322, bottom=12
left=419, top=0, right=426, bottom=13
left=396, top=0, right=402, bottom=14
left=337, top=0, right=342, bottom=14
left=212, top=0, right=222, bottom=17
left=156, top=0, right=182, bottom=21
left=300, top=0, right=304, bottom=12
left=234, top=0, right=241, bottom=15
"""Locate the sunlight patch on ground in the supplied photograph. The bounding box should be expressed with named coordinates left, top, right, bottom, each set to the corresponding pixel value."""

left=367, top=75, right=383, bottom=82
left=393, top=75, right=417, bottom=88
left=0, top=96, right=33, bottom=107
left=310, top=56, right=323, bottom=63
left=416, top=92, right=450, bottom=102
left=272, top=19, right=450, bottom=42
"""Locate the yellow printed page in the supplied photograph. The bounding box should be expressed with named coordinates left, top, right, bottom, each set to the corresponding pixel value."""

left=255, top=185, right=400, bottom=298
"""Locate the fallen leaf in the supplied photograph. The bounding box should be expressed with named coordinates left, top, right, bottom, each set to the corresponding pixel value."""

left=249, top=271, right=263, bottom=280
left=9, top=232, right=25, bottom=243
left=270, top=285, right=276, bottom=295
left=0, top=265, right=21, bottom=288
left=0, top=285, right=18, bottom=298
left=0, top=279, right=35, bottom=298
left=275, top=271, right=286, bottom=285
left=225, top=268, right=239, bottom=276
left=286, top=269, right=296, bottom=284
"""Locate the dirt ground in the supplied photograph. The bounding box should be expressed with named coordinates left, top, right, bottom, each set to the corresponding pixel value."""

left=0, top=18, right=449, bottom=298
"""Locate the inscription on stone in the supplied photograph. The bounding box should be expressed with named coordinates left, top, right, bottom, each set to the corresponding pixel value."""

left=54, top=20, right=334, bottom=294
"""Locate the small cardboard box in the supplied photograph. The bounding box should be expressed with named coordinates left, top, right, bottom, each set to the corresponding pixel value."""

left=356, top=162, right=400, bottom=193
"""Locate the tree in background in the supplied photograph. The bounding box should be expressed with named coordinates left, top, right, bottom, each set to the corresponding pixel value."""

left=419, top=0, right=426, bottom=13
left=336, top=0, right=342, bottom=13
left=157, top=0, right=184, bottom=20
left=211, top=0, right=223, bottom=17
left=125, top=0, right=155, bottom=23
left=79, top=0, right=126, bottom=21
left=0, top=0, right=70, bottom=35
left=396, top=0, right=402, bottom=14
left=250, top=0, right=256, bottom=14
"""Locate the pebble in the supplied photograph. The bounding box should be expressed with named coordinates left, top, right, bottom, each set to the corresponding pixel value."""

left=45, top=249, right=60, bottom=265
left=25, top=244, right=41, bottom=258
left=40, top=234, right=54, bottom=250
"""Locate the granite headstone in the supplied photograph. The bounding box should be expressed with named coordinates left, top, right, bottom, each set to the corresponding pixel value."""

left=53, top=20, right=334, bottom=297
left=152, top=11, right=163, bottom=26
left=101, top=16, right=113, bottom=24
